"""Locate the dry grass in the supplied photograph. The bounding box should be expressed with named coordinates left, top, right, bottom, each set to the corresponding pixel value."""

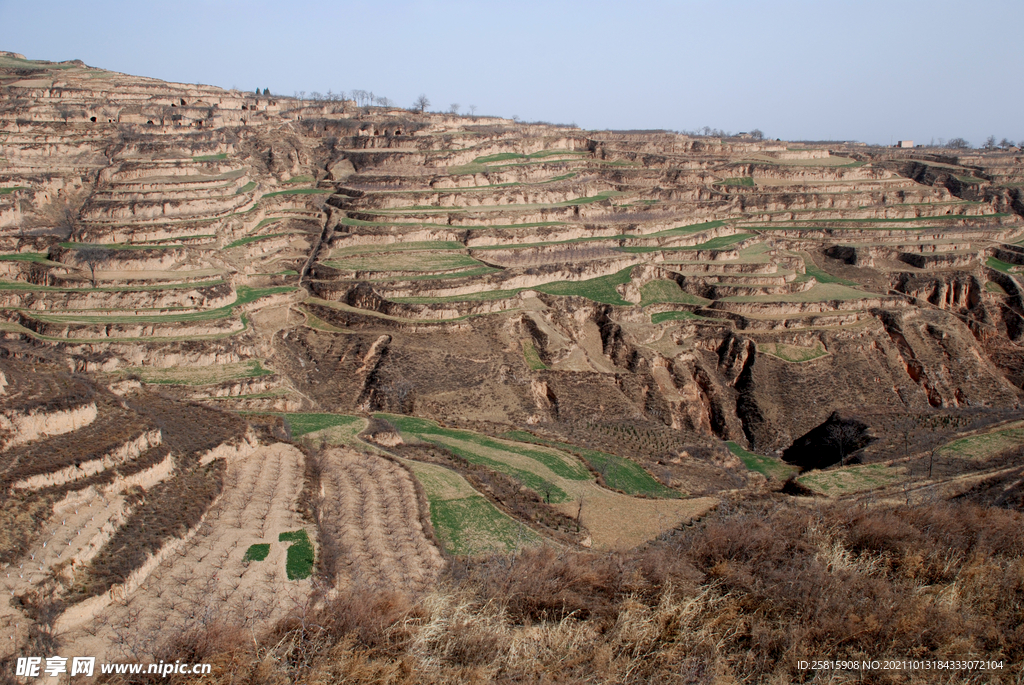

left=105, top=498, right=1024, bottom=684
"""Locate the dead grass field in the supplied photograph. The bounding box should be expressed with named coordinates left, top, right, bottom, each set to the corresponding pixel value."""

left=798, top=463, right=904, bottom=496
left=937, top=421, right=1024, bottom=462
left=759, top=341, right=830, bottom=362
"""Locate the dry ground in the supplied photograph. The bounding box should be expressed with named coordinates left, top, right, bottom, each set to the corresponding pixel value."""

left=57, top=443, right=311, bottom=662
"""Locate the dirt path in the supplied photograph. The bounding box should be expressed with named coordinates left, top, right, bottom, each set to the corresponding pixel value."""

left=58, top=443, right=312, bottom=662
left=318, top=448, right=444, bottom=592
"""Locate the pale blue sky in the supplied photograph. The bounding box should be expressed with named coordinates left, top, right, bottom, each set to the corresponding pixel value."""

left=1, top=0, right=1021, bottom=145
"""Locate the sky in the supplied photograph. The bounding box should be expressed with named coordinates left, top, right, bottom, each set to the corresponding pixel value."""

left=1, top=0, right=1021, bottom=146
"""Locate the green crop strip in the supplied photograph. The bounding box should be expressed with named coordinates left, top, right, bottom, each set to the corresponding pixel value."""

left=224, top=233, right=288, bottom=249
left=279, top=530, right=314, bottom=579
left=987, top=257, right=1019, bottom=274
left=522, top=339, right=546, bottom=370
left=532, top=267, right=633, bottom=306
left=726, top=441, right=798, bottom=479
left=0, top=253, right=50, bottom=263
left=276, top=413, right=364, bottom=438
left=801, top=261, right=856, bottom=285
left=650, top=310, right=708, bottom=324
left=243, top=543, right=270, bottom=562
left=503, top=430, right=680, bottom=498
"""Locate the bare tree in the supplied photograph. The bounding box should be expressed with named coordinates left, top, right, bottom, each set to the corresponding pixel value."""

left=77, top=247, right=112, bottom=287
left=999, top=138, right=1016, bottom=150
left=983, top=135, right=997, bottom=150
left=449, top=103, right=460, bottom=115
left=894, top=416, right=917, bottom=460
left=826, top=422, right=861, bottom=467
left=947, top=137, right=971, bottom=149
left=57, top=105, right=77, bottom=123
left=750, top=128, right=764, bottom=141
left=469, top=104, right=477, bottom=116
left=413, top=94, right=430, bottom=113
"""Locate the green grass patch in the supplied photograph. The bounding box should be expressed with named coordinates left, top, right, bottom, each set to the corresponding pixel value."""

left=987, top=257, right=1020, bottom=274
left=0, top=253, right=50, bottom=263
left=284, top=175, right=314, bottom=184
left=503, top=431, right=680, bottom=498
left=192, top=153, right=228, bottom=162
left=727, top=441, right=799, bottom=480
left=522, top=339, right=546, bottom=370
left=715, top=177, right=755, bottom=187
left=253, top=217, right=285, bottom=231
left=533, top=266, right=632, bottom=306
left=561, top=190, right=625, bottom=206
left=405, top=459, right=540, bottom=555
left=243, top=543, right=271, bottom=562
left=955, top=175, right=987, bottom=184
left=224, top=233, right=287, bottom=249
left=235, top=181, right=256, bottom=194
left=278, top=530, right=314, bottom=580
left=0, top=186, right=27, bottom=195
left=639, top=280, right=709, bottom=307
left=432, top=495, right=537, bottom=555
left=281, top=413, right=364, bottom=438
left=651, top=310, right=708, bottom=324
left=392, top=266, right=637, bottom=306
left=383, top=414, right=593, bottom=503
left=797, top=463, right=901, bottom=496
left=801, top=260, right=856, bottom=285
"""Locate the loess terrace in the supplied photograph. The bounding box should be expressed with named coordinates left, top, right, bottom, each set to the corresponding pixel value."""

left=0, top=51, right=1023, bottom=676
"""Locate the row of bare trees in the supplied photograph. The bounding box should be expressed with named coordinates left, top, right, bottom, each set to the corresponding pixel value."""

left=924, top=137, right=1018, bottom=150
left=285, top=90, right=478, bottom=117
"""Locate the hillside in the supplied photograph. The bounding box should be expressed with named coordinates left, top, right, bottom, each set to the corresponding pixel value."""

left=0, top=53, right=1022, bottom=682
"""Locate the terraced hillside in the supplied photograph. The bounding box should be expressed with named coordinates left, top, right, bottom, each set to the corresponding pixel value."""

left=2, top=52, right=1024, bottom=665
